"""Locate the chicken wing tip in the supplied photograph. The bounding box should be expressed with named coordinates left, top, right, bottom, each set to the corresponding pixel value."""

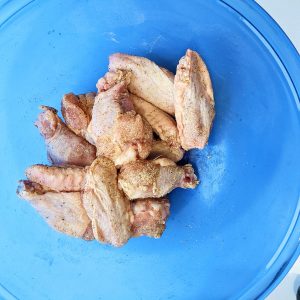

left=38, top=105, right=57, bottom=113
left=16, top=179, right=45, bottom=198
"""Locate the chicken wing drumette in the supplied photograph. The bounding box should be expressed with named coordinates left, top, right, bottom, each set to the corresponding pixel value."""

left=35, top=106, right=96, bottom=166
left=87, top=82, right=153, bottom=167
left=97, top=69, right=184, bottom=162
left=118, top=158, right=198, bottom=200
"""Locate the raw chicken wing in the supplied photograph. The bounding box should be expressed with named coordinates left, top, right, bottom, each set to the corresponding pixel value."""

left=131, top=197, right=170, bottom=238
left=26, top=164, right=86, bottom=192
left=118, top=159, right=198, bottom=199
left=174, top=49, right=215, bottom=150
left=87, top=82, right=153, bottom=166
left=97, top=69, right=131, bottom=92
left=109, top=53, right=175, bottom=115
left=35, top=106, right=96, bottom=166
left=17, top=180, right=94, bottom=240
left=149, top=140, right=184, bottom=162
left=83, top=157, right=132, bottom=246
left=20, top=158, right=170, bottom=245
left=130, top=94, right=179, bottom=145
left=61, top=92, right=95, bottom=139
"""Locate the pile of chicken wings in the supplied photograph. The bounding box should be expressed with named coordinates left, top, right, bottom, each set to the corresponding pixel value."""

left=17, top=49, right=215, bottom=247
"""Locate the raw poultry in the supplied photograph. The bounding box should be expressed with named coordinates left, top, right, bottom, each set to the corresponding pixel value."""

left=107, top=53, right=175, bottom=115
left=35, top=105, right=96, bottom=166
left=87, top=82, right=153, bottom=167
left=17, top=49, right=215, bottom=247
left=18, top=157, right=170, bottom=246
left=17, top=180, right=94, bottom=240
left=61, top=92, right=95, bottom=140
left=118, top=158, right=198, bottom=200
left=174, top=49, right=215, bottom=150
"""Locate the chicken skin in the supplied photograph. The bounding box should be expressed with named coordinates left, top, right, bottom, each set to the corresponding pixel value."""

left=83, top=157, right=132, bottom=246
left=97, top=72, right=183, bottom=162
left=18, top=158, right=170, bottom=246
left=35, top=106, right=96, bottom=166
left=108, top=53, right=175, bottom=115
left=131, top=198, right=170, bottom=238
left=174, top=49, right=215, bottom=150
left=17, top=180, right=94, bottom=240
left=17, top=49, right=211, bottom=248
left=97, top=69, right=183, bottom=160
left=97, top=71, right=177, bottom=145
left=98, top=69, right=175, bottom=143
left=96, top=69, right=131, bottom=93
left=130, top=94, right=179, bottom=145
left=87, top=82, right=153, bottom=167
left=149, top=140, right=184, bottom=162
left=131, top=95, right=185, bottom=161
left=25, top=164, right=86, bottom=192
left=61, top=92, right=95, bottom=140
left=118, top=159, right=198, bottom=200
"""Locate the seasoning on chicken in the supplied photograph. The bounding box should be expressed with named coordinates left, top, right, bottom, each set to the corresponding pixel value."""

left=131, top=197, right=170, bottom=238
left=96, top=69, right=131, bottom=92
left=17, top=180, right=94, bottom=240
left=35, top=106, right=96, bottom=166
left=61, top=92, right=95, bottom=140
left=17, top=49, right=211, bottom=248
left=97, top=72, right=184, bottom=162
left=25, top=164, right=86, bottom=192
left=108, top=53, right=175, bottom=115
left=174, top=49, right=215, bottom=150
left=118, top=159, right=198, bottom=200
left=149, top=140, right=184, bottom=162
left=130, top=94, right=185, bottom=161
left=130, top=94, right=179, bottom=145
left=82, top=157, right=132, bottom=246
left=18, top=158, right=171, bottom=246
left=87, top=82, right=153, bottom=167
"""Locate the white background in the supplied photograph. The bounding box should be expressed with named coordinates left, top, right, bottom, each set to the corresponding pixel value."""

left=256, top=1, right=300, bottom=299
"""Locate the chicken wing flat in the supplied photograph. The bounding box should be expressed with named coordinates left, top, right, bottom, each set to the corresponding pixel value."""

left=130, top=94, right=179, bottom=145
left=61, top=92, right=95, bottom=139
left=17, top=180, right=94, bottom=240
left=26, top=164, right=86, bottom=192
left=131, top=197, right=170, bottom=238
left=16, top=48, right=213, bottom=248
left=149, top=140, right=184, bottom=162
left=20, top=158, right=171, bottom=244
left=35, top=106, right=96, bottom=166
left=83, top=157, right=132, bottom=246
left=97, top=67, right=174, bottom=93
left=87, top=82, right=153, bottom=167
left=118, top=159, right=198, bottom=200
left=98, top=74, right=183, bottom=162
left=174, top=49, right=215, bottom=150
left=108, top=53, right=175, bottom=115
left=160, top=67, right=175, bottom=81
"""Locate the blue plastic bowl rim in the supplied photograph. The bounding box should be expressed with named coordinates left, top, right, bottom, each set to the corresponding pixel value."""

left=0, top=0, right=299, bottom=299
left=221, top=0, right=300, bottom=299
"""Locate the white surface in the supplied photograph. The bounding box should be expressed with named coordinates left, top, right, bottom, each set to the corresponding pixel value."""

left=257, top=0, right=300, bottom=52
left=255, top=1, right=300, bottom=299
left=266, top=259, right=300, bottom=300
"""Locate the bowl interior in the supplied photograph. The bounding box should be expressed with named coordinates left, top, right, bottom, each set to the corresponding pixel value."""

left=0, top=1, right=299, bottom=299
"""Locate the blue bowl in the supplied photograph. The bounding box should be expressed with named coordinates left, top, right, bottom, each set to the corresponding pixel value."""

left=0, top=1, right=299, bottom=299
